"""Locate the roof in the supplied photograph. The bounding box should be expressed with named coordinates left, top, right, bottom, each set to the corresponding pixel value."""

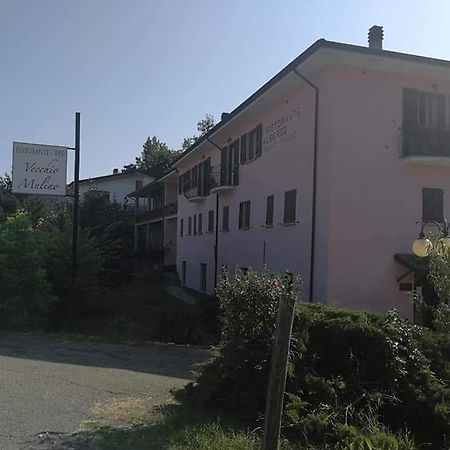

left=68, top=171, right=151, bottom=187
left=394, top=253, right=428, bottom=273
left=173, top=38, right=450, bottom=167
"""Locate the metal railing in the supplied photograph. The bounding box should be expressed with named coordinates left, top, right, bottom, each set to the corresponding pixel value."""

left=403, top=127, right=450, bottom=157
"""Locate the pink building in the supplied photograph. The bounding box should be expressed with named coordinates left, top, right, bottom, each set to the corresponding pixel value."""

left=172, top=27, right=450, bottom=319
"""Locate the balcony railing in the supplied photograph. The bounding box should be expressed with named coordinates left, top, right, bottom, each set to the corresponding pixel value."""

left=403, top=127, right=450, bottom=158
left=210, top=164, right=237, bottom=193
left=135, top=203, right=177, bottom=222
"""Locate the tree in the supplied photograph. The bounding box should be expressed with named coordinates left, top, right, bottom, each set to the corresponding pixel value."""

left=0, top=174, right=18, bottom=220
left=123, top=136, right=180, bottom=178
left=181, top=114, right=216, bottom=151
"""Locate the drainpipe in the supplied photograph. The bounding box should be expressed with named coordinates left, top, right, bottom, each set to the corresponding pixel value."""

left=293, top=68, right=319, bottom=303
left=206, top=137, right=223, bottom=289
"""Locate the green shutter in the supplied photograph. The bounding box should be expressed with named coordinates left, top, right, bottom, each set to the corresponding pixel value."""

left=255, top=124, right=262, bottom=157
left=240, top=134, right=247, bottom=164
left=266, top=195, right=274, bottom=226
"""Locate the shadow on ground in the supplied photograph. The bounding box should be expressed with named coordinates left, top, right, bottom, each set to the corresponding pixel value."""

left=0, top=331, right=209, bottom=379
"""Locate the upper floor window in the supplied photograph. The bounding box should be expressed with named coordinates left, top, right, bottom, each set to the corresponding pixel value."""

left=180, top=158, right=212, bottom=197
left=193, top=214, right=197, bottom=235
left=283, top=190, right=297, bottom=224
left=422, top=188, right=444, bottom=222
left=403, top=88, right=450, bottom=158
left=240, top=124, right=262, bottom=164
left=404, top=88, right=448, bottom=130
left=180, top=218, right=184, bottom=237
left=188, top=216, right=192, bottom=235
left=239, top=200, right=251, bottom=229
left=135, top=180, right=143, bottom=191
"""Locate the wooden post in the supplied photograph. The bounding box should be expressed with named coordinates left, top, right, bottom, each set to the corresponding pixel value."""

left=262, top=279, right=295, bottom=450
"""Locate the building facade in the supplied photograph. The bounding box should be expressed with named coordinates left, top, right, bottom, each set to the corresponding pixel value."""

left=75, top=170, right=153, bottom=208
left=174, top=30, right=450, bottom=319
left=130, top=170, right=178, bottom=269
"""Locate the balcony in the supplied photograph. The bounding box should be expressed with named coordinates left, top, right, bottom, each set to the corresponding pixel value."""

left=402, top=127, right=450, bottom=166
left=135, top=203, right=178, bottom=223
left=210, top=164, right=237, bottom=194
left=185, top=186, right=207, bottom=202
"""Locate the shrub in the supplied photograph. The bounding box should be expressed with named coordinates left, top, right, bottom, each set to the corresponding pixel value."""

left=0, top=212, right=51, bottom=326
left=179, top=269, right=450, bottom=449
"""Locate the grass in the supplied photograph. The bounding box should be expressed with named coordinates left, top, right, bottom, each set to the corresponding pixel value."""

left=78, top=401, right=295, bottom=450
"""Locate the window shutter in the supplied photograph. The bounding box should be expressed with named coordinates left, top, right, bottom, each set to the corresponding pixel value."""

left=422, top=188, right=444, bottom=222
left=178, top=175, right=182, bottom=194
left=403, top=88, right=419, bottom=129
left=227, top=146, right=233, bottom=185
left=239, top=202, right=243, bottom=229
left=248, top=129, right=255, bottom=160
left=198, top=213, right=203, bottom=234
left=233, top=139, right=240, bottom=185
left=266, top=195, right=274, bottom=226
left=193, top=214, right=197, bottom=234
left=240, top=134, right=247, bottom=164
left=255, top=124, right=262, bottom=157
left=284, top=190, right=297, bottom=223
left=188, top=216, right=192, bottom=235
left=206, top=158, right=211, bottom=194
left=220, top=146, right=227, bottom=185
left=245, top=201, right=251, bottom=228
left=180, top=218, right=184, bottom=236
left=208, top=210, right=214, bottom=232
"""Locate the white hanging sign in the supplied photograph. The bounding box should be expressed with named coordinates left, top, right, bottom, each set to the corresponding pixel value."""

left=12, top=142, right=68, bottom=196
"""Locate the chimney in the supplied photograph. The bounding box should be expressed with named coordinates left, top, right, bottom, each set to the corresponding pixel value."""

left=368, top=25, right=383, bottom=50
left=221, top=112, right=230, bottom=121
left=113, top=168, right=119, bottom=175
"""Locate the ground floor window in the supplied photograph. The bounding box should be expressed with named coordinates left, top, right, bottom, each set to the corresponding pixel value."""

left=182, top=261, right=187, bottom=285
left=200, top=263, right=207, bottom=292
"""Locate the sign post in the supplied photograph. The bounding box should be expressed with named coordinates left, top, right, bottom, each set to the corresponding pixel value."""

left=12, top=112, right=81, bottom=330
left=70, top=112, right=81, bottom=329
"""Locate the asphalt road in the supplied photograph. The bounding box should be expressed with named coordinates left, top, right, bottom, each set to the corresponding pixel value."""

left=0, top=331, right=208, bottom=450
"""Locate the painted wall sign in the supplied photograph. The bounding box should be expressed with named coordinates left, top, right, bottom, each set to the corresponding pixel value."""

left=263, top=106, right=302, bottom=152
left=12, top=142, right=68, bottom=196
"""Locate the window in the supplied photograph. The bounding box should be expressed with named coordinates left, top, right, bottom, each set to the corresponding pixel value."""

left=180, top=218, right=184, bottom=237
left=422, top=188, right=444, bottom=222
left=240, top=124, right=262, bottom=164
left=193, top=214, right=197, bottom=235
left=198, top=213, right=203, bottom=234
left=181, top=159, right=211, bottom=196
left=284, top=190, right=297, bottom=224
left=404, top=88, right=447, bottom=130
left=222, top=206, right=229, bottom=231
left=266, top=195, right=274, bottom=226
left=200, top=263, right=207, bottom=292
left=239, top=201, right=251, bottom=229
left=188, top=216, right=192, bottom=235
left=220, top=143, right=239, bottom=186
left=182, top=261, right=187, bottom=285
left=208, top=210, right=214, bottom=233
left=135, top=180, right=143, bottom=191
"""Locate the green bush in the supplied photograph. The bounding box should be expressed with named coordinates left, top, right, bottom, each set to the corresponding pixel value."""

left=179, top=269, right=450, bottom=449
left=0, top=212, right=51, bottom=326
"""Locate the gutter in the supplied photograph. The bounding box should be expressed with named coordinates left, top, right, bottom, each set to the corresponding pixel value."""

left=206, top=137, right=222, bottom=289
left=293, top=69, right=319, bottom=303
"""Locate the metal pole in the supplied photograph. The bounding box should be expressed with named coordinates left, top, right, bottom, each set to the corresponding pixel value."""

left=70, top=112, right=81, bottom=330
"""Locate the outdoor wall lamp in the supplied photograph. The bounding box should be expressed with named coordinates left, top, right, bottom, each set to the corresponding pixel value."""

left=412, top=219, right=450, bottom=257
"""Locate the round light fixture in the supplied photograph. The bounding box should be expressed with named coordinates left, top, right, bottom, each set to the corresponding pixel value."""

left=412, top=237, right=432, bottom=258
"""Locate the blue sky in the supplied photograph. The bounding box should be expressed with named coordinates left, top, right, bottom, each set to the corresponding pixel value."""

left=1, top=0, right=448, bottom=179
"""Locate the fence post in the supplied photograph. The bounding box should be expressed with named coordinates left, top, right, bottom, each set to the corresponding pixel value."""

left=262, top=275, right=295, bottom=450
